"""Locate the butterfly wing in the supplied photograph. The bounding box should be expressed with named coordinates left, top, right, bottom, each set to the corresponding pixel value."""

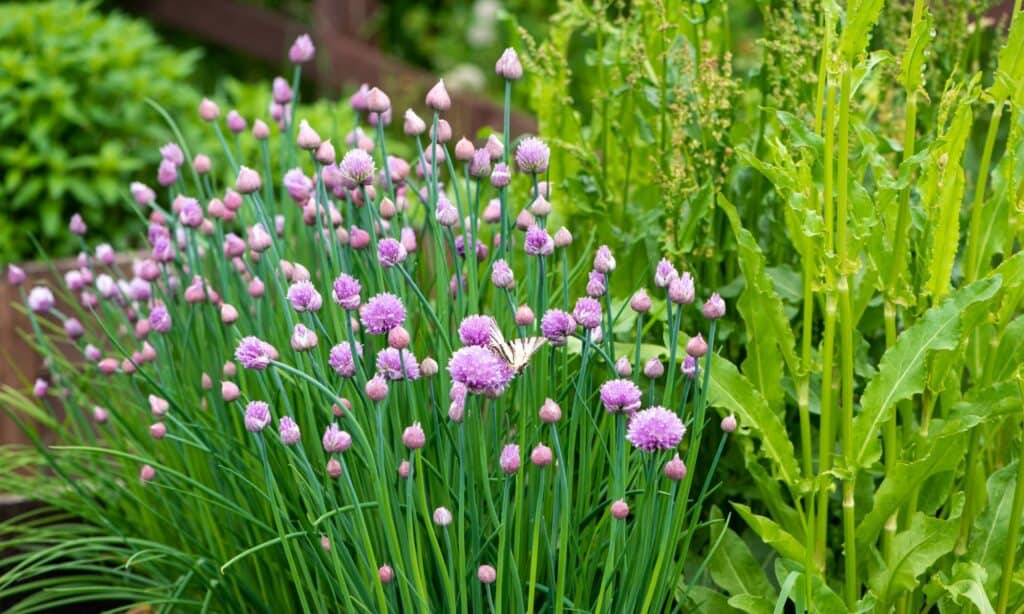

left=486, top=320, right=516, bottom=365
left=508, top=337, right=547, bottom=373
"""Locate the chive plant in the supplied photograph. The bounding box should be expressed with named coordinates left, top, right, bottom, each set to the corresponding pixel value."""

left=0, top=37, right=733, bottom=613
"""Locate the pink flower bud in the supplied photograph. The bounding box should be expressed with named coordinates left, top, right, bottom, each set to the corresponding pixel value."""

left=7, top=265, right=26, bottom=286
left=150, top=422, right=167, bottom=439
left=92, top=406, right=109, bottom=424
left=664, top=454, right=687, bottom=480
left=378, top=565, right=394, bottom=584
left=631, top=289, right=652, bottom=313
left=235, top=166, right=262, bottom=194
left=644, top=358, right=664, bottom=379
left=199, top=98, right=220, bottom=122
left=221, top=381, right=240, bottom=402
left=425, top=79, right=452, bottom=111
left=248, top=278, right=266, bottom=298
left=454, top=137, right=475, bottom=161
left=398, top=460, right=410, bottom=478
left=223, top=361, right=237, bottom=377
left=530, top=443, right=553, bottom=467
left=289, top=33, right=315, bottom=63
left=478, top=564, right=497, bottom=584
left=201, top=373, right=213, bottom=390
left=252, top=119, right=270, bottom=140
left=515, top=209, right=535, bottom=231
left=388, top=326, right=410, bottom=349
left=515, top=305, right=535, bottom=327
left=686, top=334, right=708, bottom=358
left=553, top=227, right=573, bottom=248
left=615, top=357, right=632, bottom=377
left=529, top=195, right=552, bottom=217
left=33, top=378, right=48, bottom=398
left=315, top=140, right=336, bottom=165
left=420, top=357, right=439, bottom=377
left=121, top=358, right=137, bottom=374
left=98, top=358, right=119, bottom=375
left=291, top=323, right=319, bottom=351
left=403, top=109, right=426, bottom=135
left=297, top=120, right=321, bottom=150
left=349, top=227, right=371, bottom=250
left=149, top=395, right=170, bottom=418
left=495, top=48, right=523, bottom=80
left=320, top=535, right=331, bottom=551
left=327, top=458, right=343, bottom=478
left=402, top=422, right=426, bottom=449
left=432, top=119, right=452, bottom=143
left=703, top=293, right=726, bottom=319
left=433, top=506, right=453, bottom=526
left=610, top=499, right=629, bottom=520
left=220, top=303, right=239, bottom=324
left=366, top=375, right=388, bottom=401
left=140, top=464, right=156, bottom=482
left=366, top=87, right=391, bottom=113
left=721, top=414, right=737, bottom=433
left=539, top=398, right=562, bottom=424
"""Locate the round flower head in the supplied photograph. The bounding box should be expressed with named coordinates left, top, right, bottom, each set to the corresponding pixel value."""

left=198, top=98, right=220, bottom=121
left=686, top=333, right=708, bottom=357
left=703, top=293, right=727, bottom=319
left=7, top=264, right=26, bottom=286
left=33, top=378, right=48, bottom=398
left=286, top=280, right=323, bottom=312
left=435, top=196, right=459, bottom=227
left=448, top=382, right=467, bottom=422
left=402, top=422, right=426, bottom=449
left=360, top=293, right=406, bottom=334
left=296, top=120, right=321, bottom=150
left=376, top=347, right=420, bottom=380
left=664, top=454, right=688, bottom=480
left=244, top=401, right=271, bottom=432
left=573, top=297, right=602, bottom=330
left=553, top=227, right=573, bottom=248
left=433, top=507, right=453, bottom=527
left=397, top=460, right=410, bottom=478
left=350, top=84, right=369, bottom=112
left=149, top=306, right=172, bottom=333
left=593, top=245, right=616, bottom=273
left=495, top=48, right=523, bottom=80
left=614, top=357, right=632, bottom=377
left=644, top=357, right=665, bottom=379
left=539, top=398, right=562, bottom=423
left=478, top=564, right=497, bottom=584
left=403, top=109, right=426, bottom=135
left=425, top=79, right=452, bottom=111
left=160, top=143, right=184, bottom=166
left=226, top=110, right=247, bottom=134
left=668, top=272, right=695, bottom=305
left=681, top=355, right=699, bottom=379
left=279, top=416, right=301, bottom=445
left=236, top=336, right=276, bottom=370
left=329, top=341, right=363, bottom=378
left=448, top=346, right=514, bottom=396
left=27, top=287, right=55, bottom=313
left=485, top=134, right=504, bottom=160
left=530, top=443, right=553, bottom=467
left=283, top=168, right=314, bottom=203
left=377, top=238, right=407, bottom=268
left=600, top=379, right=642, bottom=414
left=491, top=259, right=514, bottom=289
left=140, top=465, right=156, bottom=482
left=130, top=182, right=156, bottom=206
left=459, top=315, right=495, bottom=346
left=721, top=414, right=738, bottom=433
left=291, top=323, right=319, bottom=351
left=610, top=499, right=630, bottom=520
left=388, top=326, right=410, bottom=349
left=235, top=166, right=262, bottom=194
left=322, top=423, right=352, bottom=453
left=540, top=309, right=576, bottom=346
left=289, top=33, right=315, bottom=63
left=469, top=149, right=491, bottom=178
left=339, top=149, right=376, bottom=189
left=631, top=289, right=652, bottom=313
left=157, top=159, right=177, bottom=186
left=272, top=76, right=293, bottom=104
left=654, top=259, right=678, bottom=288
left=524, top=225, right=554, bottom=256
left=378, top=565, right=394, bottom=584
left=500, top=443, right=521, bottom=474
left=490, top=163, right=511, bottom=188
left=626, top=406, right=686, bottom=451
left=586, top=271, right=606, bottom=297
left=515, top=137, right=549, bottom=174
left=332, top=273, right=362, bottom=310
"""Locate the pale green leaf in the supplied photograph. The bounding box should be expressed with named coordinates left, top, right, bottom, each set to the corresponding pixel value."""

left=967, top=462, right=1020, bottom=592
left=708, top=526, right=776, bottom=601
left=732, top=503, right=807, bottom=563
left=868, top=513, right=958, bottom=605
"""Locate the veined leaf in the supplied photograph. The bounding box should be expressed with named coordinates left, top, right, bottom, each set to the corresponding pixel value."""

left=849, top=277, right=1001, bottom=470
left=992, top=18, right=1024, bottom=104
left=719, top=194, right=800, bottom=410
left=925, top=103, right=972, bottom=301
left=838, top=0, right=884, bottom=62
left=732, top=503, right=806, bottom=563
left=967, top=462, right=1020, bottom=592
left=928, top=562, right=996, bottom=614
left=708, top=524, right=776, bottom=602
left=774, top=559, right=848, bottom=613
left=900, top=8, right=933, bottom=93
left=707, top=358, right=803, bottom=488
left=868, top=513, right=958, bottom=605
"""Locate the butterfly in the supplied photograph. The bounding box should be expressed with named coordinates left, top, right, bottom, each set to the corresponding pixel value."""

left=487, top=321, right=547, bottom=374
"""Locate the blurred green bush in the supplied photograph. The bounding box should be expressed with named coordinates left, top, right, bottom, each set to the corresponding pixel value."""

left=0, top=0, right=200, bottom=262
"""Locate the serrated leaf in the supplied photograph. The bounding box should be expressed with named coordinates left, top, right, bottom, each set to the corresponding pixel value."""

left=868, top=513, right=958, bottom=605
left=849, top=277, right=1001, bottom=469
left=933, top=562, right=995, bottom=614
left=707, top=358, right=803, bottom=488
left=991, top=18, right=1024, bottom=103
left=967, top=462, right=1020, bottom=592
left=900, top=8, right=933, bottom=93
left=926, top=103, right=972, bottom=300
left=732, top=503, right=807, bottom=563
left=839, top=0, right=885, bottom=61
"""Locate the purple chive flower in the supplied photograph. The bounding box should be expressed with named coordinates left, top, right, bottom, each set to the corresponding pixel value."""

left=500, top=443, right=521, bottom=474
left=64, top=317, right=84, bottom=340
left=626, top=406, right=686, bottom=451
left=403, top=109, right=426, bottom=135
left=332, top=273, right=362, bottom=310
left=236, top=166, right=262, bottom=194
left=524, top=225, right=554, bottom=256
left=291, top=323, right=319, bottom=351
left=681, top=355, right=699, bottom=379
left=495, top=48, right=524, bottom=80
left=703, top=293, right=726, bottom=319
left=594, top=245, right=616, bottom=273
left=600, top=379, right=642, bottom=414
left=425, top=79, right=452, bottom=111
left=435, top=195, right=459, bottom=227
left=490, top=163, right=511, bottom=188
left=573, top=297, right=602, bottom=330
left=226, top=110, right=247, bottom=134
left=459, top=315, right=495, bottom=346
left=289, top=33, right=315, bottom=63
left=448, top=346, right=514, bottom=396
left=469, top=149, right=491, bottom=178
left=377, top=238, right=407, bottom=268
left=721, top=415, right=738, bottom=433
left=668, top=272, right=695, bottom=304
left=95, top=243, right=115, bottom=265
left=492, top=259, right=514, bottom=289
left=329, top=341, right=363, bottom=378
left=433, top=507, right=453, bottom=527
left=654, top=259, right=678, bottom=288
left=279, top=416, right=301, bottom=445
left=339, top=149, right=375, bottom=189
left=360, top=293, right=406, bottom=334
left=631, top=289, right=652, bottom=313
left=540, top=309, right=576, bottom=346
left=33, top=378, right=48, bottom=398
left=283, top=168, right=314, bottom=203
left=454, top=236, right=488, bottom=262
left=515, top=137, right=550, bottom=174
left=160, top=143, right=184, bottom=166
left=286, top=280, right=323, bottom=312
left=131, top=182, right=156, bottom=206
left=244, top=401, right=271, bottom=433
left=586, top=271, right=606, bottom=297
left=323, top=423, right=352, bottom=453
left=27, top=286, right=55, bottom=312
left=376, top=347, right=421, bottom=380
left=644, top=357, right=665, bottom=379
left=402, top=422, right=426, bottom=449
left=178, top=198, right=203, bottom=228
left=272, top=76, right=293, bottom=104
left=149, top=306, right=172, bottom=333
left=448, top=382, right=467, bottom=422
left=236, top=336, right=276, bottom=370
left=69, top=213, right=87, bottom=235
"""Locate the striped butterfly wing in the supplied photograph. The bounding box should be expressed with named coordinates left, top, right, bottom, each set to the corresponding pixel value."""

left=487, top=321, right=516, bottom=366
left=508, top=337, right=547, bottom=373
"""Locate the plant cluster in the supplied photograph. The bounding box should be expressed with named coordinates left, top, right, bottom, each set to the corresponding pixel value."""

left=1, top=38, right=737, bottom=612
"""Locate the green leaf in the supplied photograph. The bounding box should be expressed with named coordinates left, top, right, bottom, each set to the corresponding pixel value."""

left=707, top=358, right=803, bottom=488
left=967, top=462, right=1020, bottom=592
left=726, top=594, right=774, bottom=614
left=708, top=525, right=776, bottom=601
left=718, top=195, right=800, bottom=411
left=849, top=277, right=1001, bottom=469
left=900, top=8, right=933, bottom=93
left=773, top=559, right=848, bottom=613
left=930, top=562, right=996, bottom=614
left=732, top=503, right=807, bottom=563
left=680, top=586, right=739, bottom=613
left=838, top=0, right=885, bottom=61
left=868, top=513, right=958, bottom=605
left=925, top=103, right=972, bottom=301
left=991, top=18, right=1024, bottom=103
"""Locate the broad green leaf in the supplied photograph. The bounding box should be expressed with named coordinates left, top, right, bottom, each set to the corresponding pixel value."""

left=732, top=503, right=807, bottom=563
left=849, top=277, right=1001, bottom=469
left=930, top=562, right=995, bottom=614
left=868, top=513, right=958, bottom=605
left=855, top=434, right=965, bottom=558
left=726, top=594, right=773, bottom=614
left=708, top=525, right=776, bottom=601
left=925, top=103, right=972, bottom=300
left=774, top=559, right=848, bottom=613
left=991, top=18, right=1024, bottom=103
left=719, top=194, right=799, bottom=410
left=967, top=462, right=1020, bottom=592
left=680, top=585, right=738, bottom=613
left=707, top=359, right=803, bottom=488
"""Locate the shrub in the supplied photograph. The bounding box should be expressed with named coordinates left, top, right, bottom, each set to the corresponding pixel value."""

left=0, top=1, right=199, bottom=262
